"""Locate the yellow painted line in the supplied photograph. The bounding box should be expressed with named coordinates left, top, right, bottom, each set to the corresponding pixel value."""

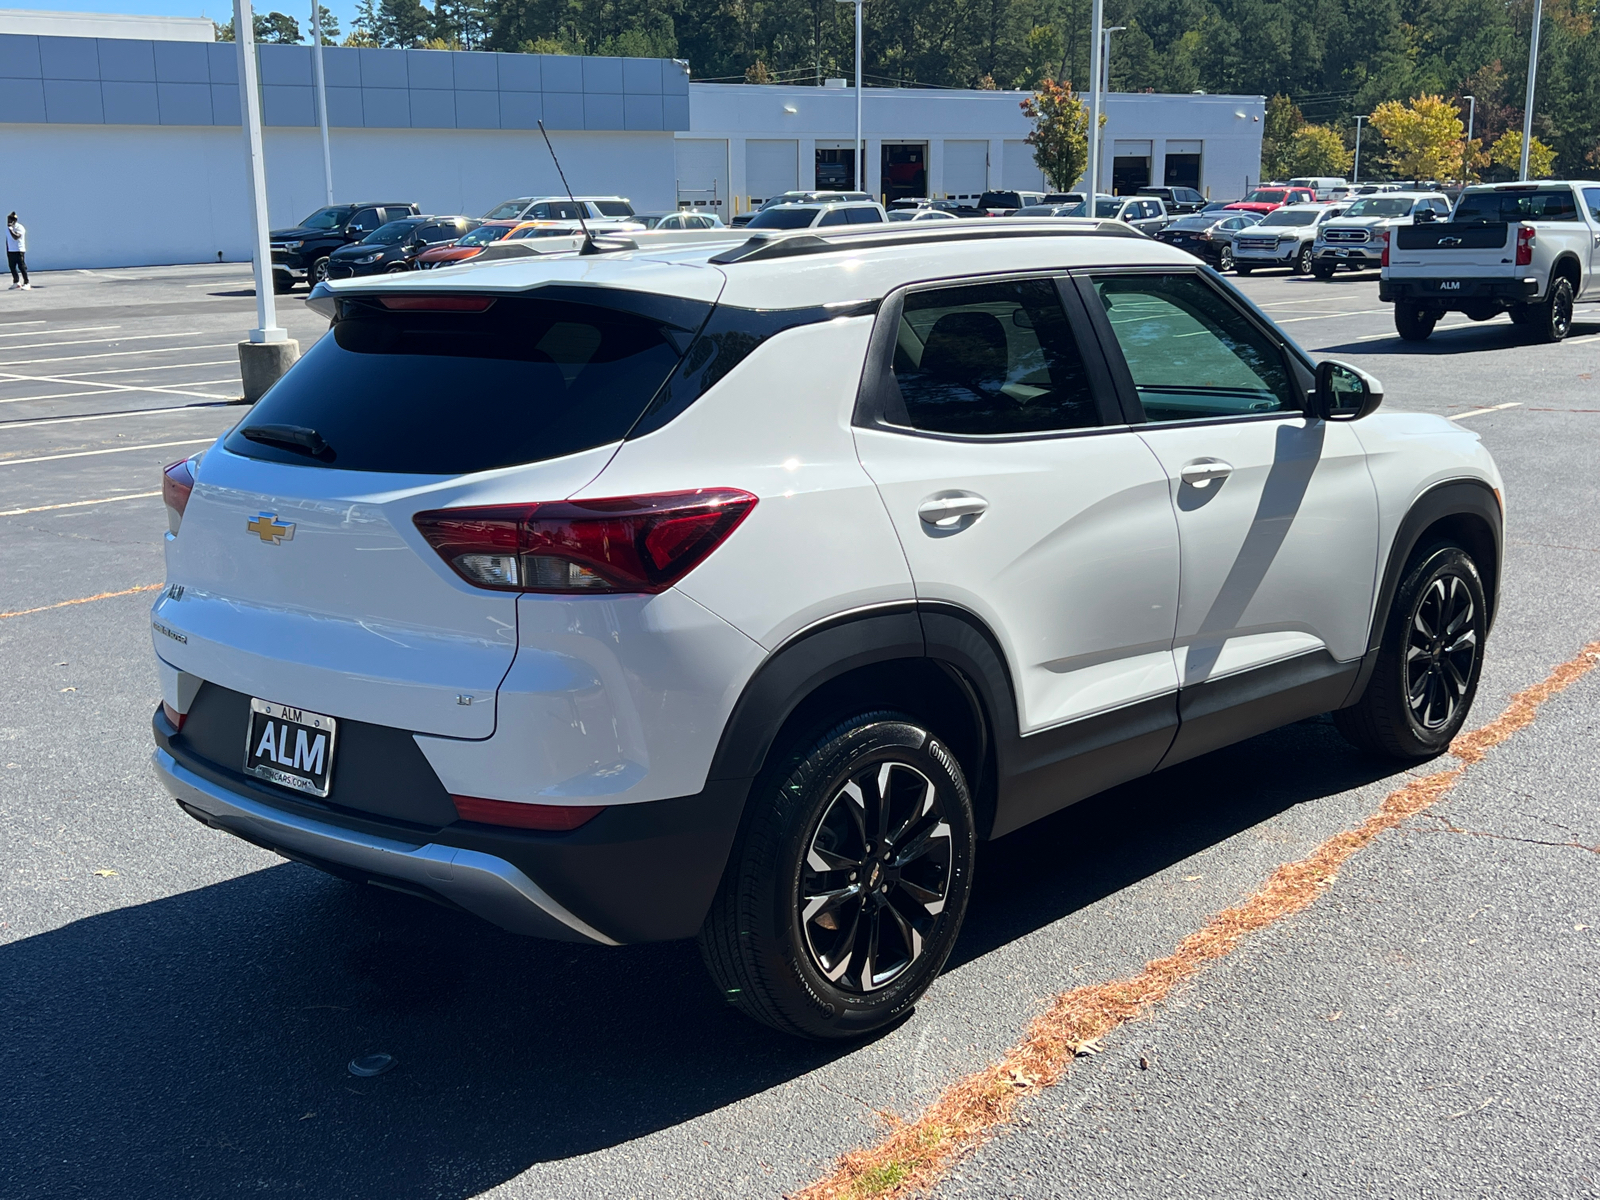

left=0, top=490, right=161, bottom=516
left=0, top=438, right=213, bottom=467
left=1451, top=402, right=1521, bottom=420
left=793, top=641, right=1600, bottom=1200
left=0, top=582, right=162, bottom=620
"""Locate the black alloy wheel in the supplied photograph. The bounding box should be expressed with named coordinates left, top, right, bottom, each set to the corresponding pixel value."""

left=1335, top=545, right=1488, bottom=759
left=1218, top=244, right=1234, bottom=271
left=799, top=760, right=954, bottom=994
left=698, top=711, right=976, bottom=1039
left=1294, top=243, right=1315, bottom=274
left=385, top=261, right=410, bottom=273
left=1533, top=276, right=1574, bottom=343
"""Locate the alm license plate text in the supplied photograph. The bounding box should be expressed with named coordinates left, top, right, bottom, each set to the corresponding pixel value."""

left=245, top=698, right=337, bottom=797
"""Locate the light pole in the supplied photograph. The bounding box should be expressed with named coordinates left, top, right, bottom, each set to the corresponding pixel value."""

left=1462, top=94, right=1475, bottom=182
left=1352, top=115, right=1365, bottom=184
left=1519, top=0, right=1543, bottom=180
left=1098, top=26, right=1125, bottom=197
left=311, top=0, right=333, bottom=205
left=232, top=0, right=298, bottom=401
left=835, top=0, right=864, bottom=193
left=1086, top=0, right=1104, bottom=200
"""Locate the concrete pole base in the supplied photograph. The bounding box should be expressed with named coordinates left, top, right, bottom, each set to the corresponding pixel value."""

left=238, top=339, right=300, bottom=403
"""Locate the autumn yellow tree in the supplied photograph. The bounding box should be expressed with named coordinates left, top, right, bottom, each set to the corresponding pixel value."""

left=1488, top=130, right=1557, bottom=178
left=1282, top=124, right=1354, bottom=177
left=1369, top=95, right=1465, bottom=180
left=1021, top=80, right=1092, bottom=192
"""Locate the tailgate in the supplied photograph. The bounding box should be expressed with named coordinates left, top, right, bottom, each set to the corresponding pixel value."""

left=1388, top=223, right=1514, bottom=276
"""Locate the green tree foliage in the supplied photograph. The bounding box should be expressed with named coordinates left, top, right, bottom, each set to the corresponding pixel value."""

left=214, top=11, right=305, bottom=42
left=1021, top=78, right=1091, bottom=190
left=1260, top=93, right=1303, bottom=178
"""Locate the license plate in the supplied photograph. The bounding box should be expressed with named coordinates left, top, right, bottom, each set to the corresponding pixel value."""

left=245, top=698, right=337, bottom=797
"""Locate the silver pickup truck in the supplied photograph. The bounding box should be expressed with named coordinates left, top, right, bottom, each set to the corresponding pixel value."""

left=1379, top=180, right=1600, bottom=341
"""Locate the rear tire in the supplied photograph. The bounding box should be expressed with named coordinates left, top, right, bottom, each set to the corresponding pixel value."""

left=1217, top=245, right=1234, bottom=272
left=698, top=711, right=976, bottom=1040
left=1335, top=545, right=1487, bottom=760
left=1507, top=305, right=1534, bottom=325
left=271, top=271, right=295, bottom=294
left=1394, top=304, right=1439, bottom=341
left=1530, top=276, right=1574, bottom=343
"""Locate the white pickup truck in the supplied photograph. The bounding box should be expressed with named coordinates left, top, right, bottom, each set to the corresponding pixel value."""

left=1380, top=180, right=1600, bottom=341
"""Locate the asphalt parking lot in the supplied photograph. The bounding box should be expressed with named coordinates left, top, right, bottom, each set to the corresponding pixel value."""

left=2, top=259, right=1598, bottom=1199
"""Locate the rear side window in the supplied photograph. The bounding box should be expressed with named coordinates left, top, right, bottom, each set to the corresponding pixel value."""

left=226, top=294, right=704, bottom=475
left=846, top=206, right=882, bottom=224
left=592, top=200, right=634, bottom=217
left=747, top=207, right=819, bottom=229
left=886, top=278, right=1099, bottom=436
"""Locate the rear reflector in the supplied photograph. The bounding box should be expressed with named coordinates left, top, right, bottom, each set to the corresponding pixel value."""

left=452, top=795, right=605, bottom=830
left=161, top=700, right=187, bottom=732
left=414, top=489, right=757, bottom=594
left=378, top=295, right=496, bottom=312
left=162, top=456, right=196, bottom=533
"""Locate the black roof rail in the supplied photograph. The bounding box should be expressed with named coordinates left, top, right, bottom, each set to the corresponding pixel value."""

left=707, top=219, right=1143, bottom=266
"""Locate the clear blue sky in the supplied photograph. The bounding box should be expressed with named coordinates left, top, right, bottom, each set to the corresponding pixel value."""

left=30, top=0, right=363, bottom=39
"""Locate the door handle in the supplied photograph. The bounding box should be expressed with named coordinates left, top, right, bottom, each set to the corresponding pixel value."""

left=918, top=494, right=988, bottom=527
left=1179, top=459, right=1234, bottom=488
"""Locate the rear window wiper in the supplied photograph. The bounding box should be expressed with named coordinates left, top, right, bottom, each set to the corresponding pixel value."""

left=241, top=424, right=335, bottom=461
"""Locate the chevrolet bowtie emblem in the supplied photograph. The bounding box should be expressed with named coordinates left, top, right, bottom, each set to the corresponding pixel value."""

left=246, top=512, right=296, bottom=544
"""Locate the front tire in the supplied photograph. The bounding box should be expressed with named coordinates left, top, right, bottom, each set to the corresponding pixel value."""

left=1395, top=304, right=1439, bottom=341
left=271, top=270, right=295, bottom=294
left=310, top=256, right=331, bottom=286
left=1294, top=244, right=1315, bottom=274
left=1311, top=260, right=1336, bottom=280
left=1531, top=276, right=1574, bottom=343
left=1335, top=545, right=1487, bottom=760
left=698, top=712, right=976, bottom=1039
left=1217, top=245, right=1234, bottom=272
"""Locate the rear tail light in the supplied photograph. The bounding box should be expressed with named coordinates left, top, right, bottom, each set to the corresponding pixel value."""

left=161, top=700, right=187, bottom=732
left=1376, top=229, right=1390, bottom=268
left=1516, top=226, right=1535, bottom=266
left=378, top=294, right=496, bottom=312
left=452, top=795, right=604, bottom=830
left=162, top=455, right=197, bottom=534
left=413, top=489, right=757, bottom=594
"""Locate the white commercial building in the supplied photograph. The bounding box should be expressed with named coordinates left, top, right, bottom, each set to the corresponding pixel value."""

left=679, top=83, right=1265, bottom=219
left=0, top=9, right=1264, bottom=269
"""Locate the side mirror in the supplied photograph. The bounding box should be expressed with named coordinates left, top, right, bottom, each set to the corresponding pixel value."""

left=1413, top=207, right=1438, bottom=225
left=1313, top=360, right=1384, bottom=421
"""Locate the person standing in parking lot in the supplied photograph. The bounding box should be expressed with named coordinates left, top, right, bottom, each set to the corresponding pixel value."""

left=6, top=213, right=28, bottom=290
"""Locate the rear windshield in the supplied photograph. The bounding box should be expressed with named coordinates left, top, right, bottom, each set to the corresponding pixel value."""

left=225, top=293, right=704, bottom=475
left=745, top=207, right=819, bottom=229
left=1454, top=188, right=1578, bottom=223
left=979, top=192, right=1023, bottom=209
left=1169, top=215, right=1216, bottom=230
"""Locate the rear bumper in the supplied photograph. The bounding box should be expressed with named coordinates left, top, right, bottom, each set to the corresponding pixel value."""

left=1379, top=277, right=1540, bottom=304
left=153, top=707, right=750, bottom=945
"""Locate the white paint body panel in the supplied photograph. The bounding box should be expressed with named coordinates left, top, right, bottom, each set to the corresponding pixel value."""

left=1134, top=418, right=1379, bottom=684
left=414, top=589, right=764, bottom=805
left=578, top=317, right=916, bottom=649
left=154, top=441, right=620, bottom=739
left=855, top=426, right=1181, bottom=731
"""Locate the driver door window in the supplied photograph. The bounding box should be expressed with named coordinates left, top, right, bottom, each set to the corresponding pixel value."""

left=1090, top=272, right=1296, bottom=422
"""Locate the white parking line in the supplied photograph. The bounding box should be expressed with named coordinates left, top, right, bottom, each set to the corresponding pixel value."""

left=1, top=404, right=237, bottom=429
left=0, top=320, right=44, bottom=328
left=1450, top=402, right=1521, bottom=420
left=0, top=332, right=201, bottom=356
left=44, top=359, right=236, bottom=379
left=0, top=490, right=161, bottom=516
left=0, top=342, right=237, bottom=367
left=0, top=438, right=214, bottom=467
left=0, top=325, right=120, bottom=340
left=1276, top=308, right=1391, bottom=324
left=0, top=368, right=236, bottom=403
left=1566, top=332, right=1600, bottom=345
left=0, top=380, right=237, bottom=406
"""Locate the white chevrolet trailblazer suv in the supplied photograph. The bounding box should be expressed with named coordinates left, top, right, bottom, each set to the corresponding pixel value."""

left=152, top=221, right=1504, bottom=1039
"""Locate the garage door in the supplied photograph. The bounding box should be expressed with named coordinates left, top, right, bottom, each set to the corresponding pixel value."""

left=746, top=140, right=798, bottom=206
left=943, top=140, right=988, bottom=200
left=1002, top=141, right=1044, bottom=191
left=675, top=138, right=729, bottom=219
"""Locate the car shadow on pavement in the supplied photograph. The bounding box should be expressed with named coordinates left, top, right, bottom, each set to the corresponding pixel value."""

left=951, top=715, right=1401, bottom=968
left=1319, top=318, right=1600, bottom=355
left=1, top=718, right=1402, bottom=1199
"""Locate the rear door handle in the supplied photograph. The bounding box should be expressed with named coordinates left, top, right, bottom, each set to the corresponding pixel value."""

left=1179, top=458, right=1234, bottom=488
left=918, top=494, right=988, bottom=527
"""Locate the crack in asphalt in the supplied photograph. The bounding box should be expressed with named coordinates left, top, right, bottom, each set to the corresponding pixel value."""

left=1409, top=811, right=1600, bottom=857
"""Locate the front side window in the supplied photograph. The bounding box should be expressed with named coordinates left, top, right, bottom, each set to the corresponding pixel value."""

left=887, top=278, right=1099, bottom=436
left=1092, top=273, right=1296, bottom=422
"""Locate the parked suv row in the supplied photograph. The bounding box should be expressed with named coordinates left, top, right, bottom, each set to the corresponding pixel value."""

left=153, top=219, right=1503, bottom=1041
left=270, top=201, right=419, bottom=292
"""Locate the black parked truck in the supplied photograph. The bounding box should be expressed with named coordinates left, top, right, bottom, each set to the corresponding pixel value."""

left=269, top=202, right=420, bottom=292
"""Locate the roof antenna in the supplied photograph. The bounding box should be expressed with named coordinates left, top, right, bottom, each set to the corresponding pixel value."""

left=537, top=119, right=600, bottom=256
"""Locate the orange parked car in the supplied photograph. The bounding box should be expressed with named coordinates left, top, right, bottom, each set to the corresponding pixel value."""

left=415, top=220, right=521, bottom=269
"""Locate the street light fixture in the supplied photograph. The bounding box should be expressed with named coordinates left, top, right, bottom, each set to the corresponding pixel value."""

left=1086, top=0, right=1104, bottom=200
left=835, top=0, right=864, bottom=193
left=1519, top=0, right=1543, bottom=180
left=1462, top=94, right=1475, bottom=182
left=1353, top=115, right=1365, bottom=184
left=311, top=0, right=333, bottom=205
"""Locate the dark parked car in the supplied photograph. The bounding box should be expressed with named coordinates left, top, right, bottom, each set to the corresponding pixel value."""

left=269, top=202, right=419, bottom=292
left=1137, top=185, right=1206, bottom=214
left=324, top=216, right=480, bottom=280
left=1155, top=210, right=1263, bottom=270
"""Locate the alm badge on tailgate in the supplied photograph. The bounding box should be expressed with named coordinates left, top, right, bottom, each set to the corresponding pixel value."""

left=245, top=698, right=337, bottom=797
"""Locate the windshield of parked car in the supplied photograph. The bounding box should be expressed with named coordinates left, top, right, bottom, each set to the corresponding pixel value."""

left=298, top=205, right=355, bottom=230
left=979, top=192, right=1023, bottom=209
left=1095, top=200, right=1124, bottom=217
left=456, top=225, right=510, bottom=246
left=1453, top=188, right=1579, bottom=223
left=509, top=226, right=579, bottom=239
left=745, top=207, right=820, bottom=229
left=1244, top=189, right=1289, bottom=204
left=361, top=221, right=422, bottom=245
left=1343, top=197, right=1414, bottom=218
left=1257, top=209, right=1320, bottom=226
